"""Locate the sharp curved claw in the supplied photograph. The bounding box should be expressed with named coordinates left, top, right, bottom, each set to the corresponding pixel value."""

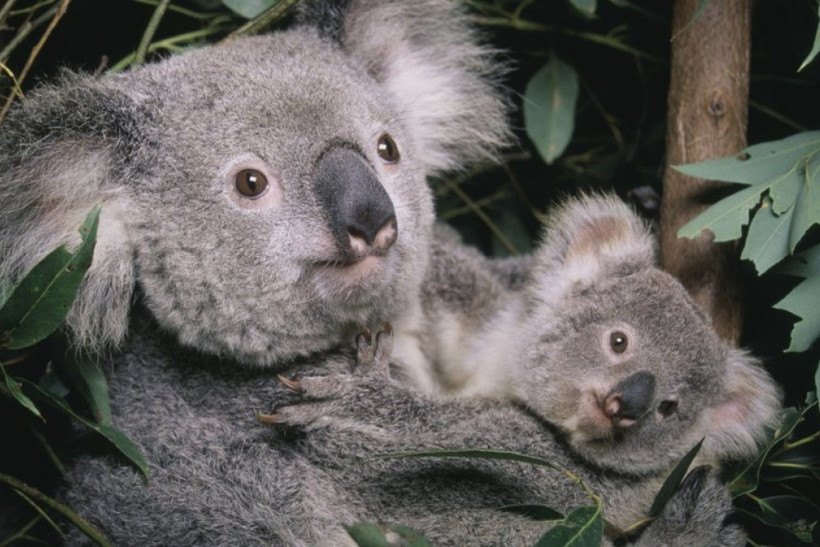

left=380, top=321, right=393, bottom=335
left=356, top=329, right=373, bottom=347
left=277, top=374, right=303, bottom=393
left=256, top=412, right=283, bottom=425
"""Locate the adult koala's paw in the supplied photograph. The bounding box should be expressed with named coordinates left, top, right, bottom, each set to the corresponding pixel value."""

left=634, top=466, right=745, bottom=547
left=258, top=325, right=408, bottom=433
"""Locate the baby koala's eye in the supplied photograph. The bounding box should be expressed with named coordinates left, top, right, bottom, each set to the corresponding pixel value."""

left=235, top=169, right=269, bottom=198
left=376, top=134, right=400, bottom=164
left=658, top=400, right=678, bottom=417
left=609, top=331, right=628, bottom=354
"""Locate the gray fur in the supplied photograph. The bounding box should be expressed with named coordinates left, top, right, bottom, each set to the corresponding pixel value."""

left=404, top=195, right=781, bottom=476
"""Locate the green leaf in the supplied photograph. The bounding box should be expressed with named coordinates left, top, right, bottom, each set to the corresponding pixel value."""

left=498, top=504, right=564, bottom=521
left=677, top=183, right=762, bottom=241
left=780, top=244, right=820, bottom=278
left=0, top=364, right=43, bottom=420
left=741, top=197, right=795, bottom=274
left=789, top=155, right=820, bottom=251
left=729, top=405, right=813, bottom=497
left=20, top=379, right=148, bottom=478
left=221, top=0, right=277, bottom=19
left=0, top=207, right=100, bottom=350
left=345, top=523, right=431, bottom=547
left=0, top=473, right=110, bottom=546
left=774, top=276, right=820, bottom=352
left=0, top=279, right=12, bottom=309
left=673, top=131, right=820, bottom=186
left=649, top=439, right=704, bottom=517
left=752, top=495, right=820, bottom=526
left=60, top=349, right=112, bottom=425
left=568, top=0, right=597, bottom=17
left=798, top=2, right=820, bottom=72
left=735, top=507, right=815, bottom=545
left=535, top=505, right=603, bottom=547
left=524, top=54, right=580, bottom=165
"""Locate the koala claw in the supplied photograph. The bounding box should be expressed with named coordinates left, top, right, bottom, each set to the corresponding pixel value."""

left=277, top=374, right=303, bottom=394
left=357, top=323, right=394, bottom=371
left=256, top=412, right=282, bottom=425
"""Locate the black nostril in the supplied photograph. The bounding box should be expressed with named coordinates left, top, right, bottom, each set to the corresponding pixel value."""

left=607, top=371, right=656, bottom=421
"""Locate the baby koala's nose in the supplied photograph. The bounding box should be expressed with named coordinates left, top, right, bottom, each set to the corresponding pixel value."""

left=602, top=371, right=656, bottom=428
left=347, top=215, right=397, bottom=256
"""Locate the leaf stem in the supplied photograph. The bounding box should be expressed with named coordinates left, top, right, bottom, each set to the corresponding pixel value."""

left=134, top=0, right=171, bottom=65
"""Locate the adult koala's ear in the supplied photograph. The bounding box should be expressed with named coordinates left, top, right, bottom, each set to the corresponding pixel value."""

left=700, top=349, right=782, bottom=464
left=529, top=194, right=656, bottom=303
left=0, top=77, right=143, bottom=351
left=298, top=0, right=511, bottom=173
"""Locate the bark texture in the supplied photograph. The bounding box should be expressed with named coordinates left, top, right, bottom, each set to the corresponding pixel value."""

left=660, top=0, right=751, bottom=344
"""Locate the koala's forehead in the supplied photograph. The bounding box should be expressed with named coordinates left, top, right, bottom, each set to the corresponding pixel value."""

left=125, top=31, right=390, bottom=148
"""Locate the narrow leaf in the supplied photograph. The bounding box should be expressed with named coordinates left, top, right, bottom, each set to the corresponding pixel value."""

left=741, top=198, right=795, bottom=274
left=0, top=207, right=100, bottom=350
left=0, top=365, right=43, bottom=420
left=798, top=2, right=820, bottom=72
left=535, top=505, right=603, bottom=547
left=221, top=0, right=277, bottom=19
left=774, top=276, right=820, bottom=352
left=673, top=131, right=820, bottom=186
left=677, top=184, right=762, bottom=241
left=649, top=439, right=704, bottom=516
left=20, top=379, right=148, bottom=477
left=0, top=279, right=12, bottom=309
left=524, top=55, right=580, bottom=164
left=0, top=473, right=111, bottom=546
left=779, top=244, right=820, bottom=278
left=499, top=504, right=564, bottom=521
left=60, top=349, right=112, bottom=425
left=568, top=0, right=597, bottom=17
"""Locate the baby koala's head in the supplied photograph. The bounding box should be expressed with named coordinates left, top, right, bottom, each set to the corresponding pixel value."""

left=515, top=194, right=781, bottom=476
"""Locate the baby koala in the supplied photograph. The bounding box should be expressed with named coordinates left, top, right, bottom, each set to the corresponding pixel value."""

left=391, top=194, right=782, bottom=471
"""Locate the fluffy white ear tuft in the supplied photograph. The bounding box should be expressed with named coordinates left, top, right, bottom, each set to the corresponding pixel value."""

left=701, top=349, right=783, bottom=463
left=302, top=0, right=512, bottom=174
left=0, top=81, right=139, bottom=351
left=529, top=193, right=656, bottom=304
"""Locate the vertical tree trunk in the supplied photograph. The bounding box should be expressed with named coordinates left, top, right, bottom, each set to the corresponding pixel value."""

left=660, top=0, right=751, bottom=344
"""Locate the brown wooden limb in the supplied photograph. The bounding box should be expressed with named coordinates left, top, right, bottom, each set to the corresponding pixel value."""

left=660, top=0, right=751, bottom=344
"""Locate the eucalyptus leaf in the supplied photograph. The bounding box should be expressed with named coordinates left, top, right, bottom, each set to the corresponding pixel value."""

left=779, top=244, right=820, bottom=278
left=499, top=504, right=564, bottom=521
left=673, top=131, right=820, bottom=186
left=221, top=0, right=277, bottom=19
left=734, top=507, right=815, bottom=545
left=534, top=505, right=603, bottom=547
left=524, top=55, right=579, bottom=165
left=345, top=523, right=431, bottom=547
left=677, top=183, right=761, bottom=241
left=730, top=405, right=813, bottom=497
left=753, top=495, right=820, bottom=526
left=0, top=279, right=12, bottom=309
left=789, top=155, right=820, bottom=251
left=798, top=2, right=820, bottom=72
left=649, top=439, right=704, bottom=517
left=0, top=207, right=100, bottom=350
left=741, top=198, right=795, bottom=274
left=0, top=364, right=43, bottom=420
left=60, top=348, right=112, bottom=425
left=568, top=0, right=597, bottom=17
left=20, top=379, right=148, bottom=477
left=774, top=276, right=820, bottom=352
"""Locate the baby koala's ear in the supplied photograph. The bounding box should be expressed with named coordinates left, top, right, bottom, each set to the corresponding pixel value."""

left=529, top=193, right=656, bottom=302
left=700, top=348, right=782, bottom=464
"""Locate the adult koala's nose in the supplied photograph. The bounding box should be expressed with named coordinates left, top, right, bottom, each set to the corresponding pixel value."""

left=602, top=371, right=656, bottom=428
left=314, top=147, right=397, bottom=259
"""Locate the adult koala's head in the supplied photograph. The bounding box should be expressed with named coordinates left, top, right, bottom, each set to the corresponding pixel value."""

left=515, top=195, right=781, bottom=475
left=0, top=0, right=509, bottom=366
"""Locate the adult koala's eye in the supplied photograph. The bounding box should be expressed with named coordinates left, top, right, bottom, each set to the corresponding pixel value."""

left=609, top=331, right=628, bottom=354
left=235, top=169, right=269, bottom=198
left=377, top=134, right=400, bottom=163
